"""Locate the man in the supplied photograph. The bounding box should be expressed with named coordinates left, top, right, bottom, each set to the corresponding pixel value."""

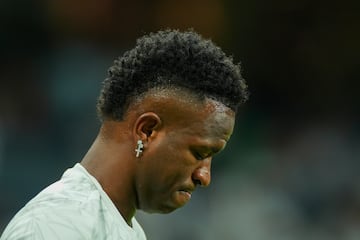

left=1, top=29, right=248, bottom=239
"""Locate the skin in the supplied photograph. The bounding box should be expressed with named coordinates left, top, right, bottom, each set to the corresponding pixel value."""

left=81, top=89, right=235, bottom=226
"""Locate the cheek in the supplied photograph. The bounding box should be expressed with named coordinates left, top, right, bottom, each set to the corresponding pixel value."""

left=144, top=136, right=196, bottom=184
left=142, top=148, right=175, bottom=185
left=144, top=151, right=190, bottom=188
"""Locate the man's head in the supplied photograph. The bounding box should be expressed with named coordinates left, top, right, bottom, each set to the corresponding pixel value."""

left=97, top=29, right=248, bottom=121
left=94, top=29, right=248, bottom=214
left=127, top=88, right=237, bottom=213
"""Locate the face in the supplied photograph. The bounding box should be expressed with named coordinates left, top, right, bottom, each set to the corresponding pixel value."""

left=134, top=97, right=235, bottom=213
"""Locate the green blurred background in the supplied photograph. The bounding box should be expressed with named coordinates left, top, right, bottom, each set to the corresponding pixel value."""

left=1, top=0, right=359, bottom=239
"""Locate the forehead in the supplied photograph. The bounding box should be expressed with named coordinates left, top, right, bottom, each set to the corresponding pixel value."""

left=127, top=87, right=235, bottom=138
left=184, top=98, right=235, bottom=142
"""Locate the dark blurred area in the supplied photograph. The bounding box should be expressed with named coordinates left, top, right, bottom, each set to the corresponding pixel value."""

left=1, top=0, right=359, bottom=239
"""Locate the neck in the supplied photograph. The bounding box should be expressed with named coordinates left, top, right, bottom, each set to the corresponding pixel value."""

left=81, top=125, right=136, bottom=226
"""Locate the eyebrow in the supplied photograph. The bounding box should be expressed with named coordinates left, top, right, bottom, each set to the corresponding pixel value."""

left=209, top=145, right=226, bottom=155
left=192, top=138, right=227, bottom=155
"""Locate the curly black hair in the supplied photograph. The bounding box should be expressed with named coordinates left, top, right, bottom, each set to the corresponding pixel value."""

left=97, top=29, right=248, bottom=121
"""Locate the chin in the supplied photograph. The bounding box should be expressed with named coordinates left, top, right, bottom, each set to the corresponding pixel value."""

left=139, top=193, right=187, bottom=214
left=157, top=206, right=178, bottom=214
left=141, top=202, right=180, bottom=214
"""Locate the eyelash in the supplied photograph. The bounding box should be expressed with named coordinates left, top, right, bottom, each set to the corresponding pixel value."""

left=194, top=152, right=208, bottom=161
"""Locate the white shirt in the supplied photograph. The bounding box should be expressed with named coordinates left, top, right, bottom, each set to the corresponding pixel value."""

left=0, top=163, right=146, bottom=240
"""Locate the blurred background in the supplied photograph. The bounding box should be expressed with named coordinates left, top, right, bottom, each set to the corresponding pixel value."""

left=1, top=0, right=359, bottom=239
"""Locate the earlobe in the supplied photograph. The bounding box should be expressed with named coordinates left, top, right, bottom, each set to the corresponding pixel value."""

left=133, top=112, right=162, bottom=141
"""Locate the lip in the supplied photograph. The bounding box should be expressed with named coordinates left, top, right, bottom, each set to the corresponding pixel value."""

left=178, top=190, right=192, bottom=201
left=180, top=186, right=194, bottom=193
left=178, top=187, right=194, bottom=199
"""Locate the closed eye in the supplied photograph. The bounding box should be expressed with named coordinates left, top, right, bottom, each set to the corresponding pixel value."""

left=193, top=151, right=210, bottom=161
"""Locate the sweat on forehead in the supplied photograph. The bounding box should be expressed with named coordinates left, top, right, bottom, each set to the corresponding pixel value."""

left=125, top=87, right=203, bottom=117
left=133, top=86, right=202, bottom=106
left=124, top=88, right=228, bottom=122
left=123, top=86, right=235, bottom=123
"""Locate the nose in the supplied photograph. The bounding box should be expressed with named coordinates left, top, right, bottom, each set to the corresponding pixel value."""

left=192, top=159, right=211, bottom=187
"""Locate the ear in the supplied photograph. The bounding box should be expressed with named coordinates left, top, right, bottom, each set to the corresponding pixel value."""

left=133, top=112, right=162, bottom=142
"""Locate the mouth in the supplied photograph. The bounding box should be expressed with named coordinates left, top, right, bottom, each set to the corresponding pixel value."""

left=178, top=191, right=192, bottom=203
left=178, top=188, right=194, bottom=199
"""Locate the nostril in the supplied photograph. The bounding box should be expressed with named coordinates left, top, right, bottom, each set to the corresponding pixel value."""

left=192, top=178, right=202, bottom=186
left=192, top=167, right=211, bottom=187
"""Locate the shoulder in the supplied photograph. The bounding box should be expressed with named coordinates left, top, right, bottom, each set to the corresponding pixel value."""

left=1, top=165, right=104, bottom=239
left=1, top=208, right=95, bottom=239
left=0, top=199, right=98, bottom=239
